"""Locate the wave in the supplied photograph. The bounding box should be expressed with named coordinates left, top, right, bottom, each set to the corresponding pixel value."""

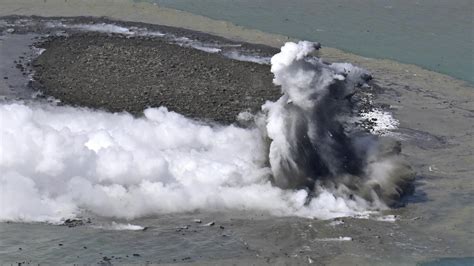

left=42, top=21, right=265, bottom=61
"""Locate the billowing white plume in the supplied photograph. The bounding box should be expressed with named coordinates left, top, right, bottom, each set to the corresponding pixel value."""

left=1, top=103, right=378, bottom=223
left=264, top=41, right=414, bottom=205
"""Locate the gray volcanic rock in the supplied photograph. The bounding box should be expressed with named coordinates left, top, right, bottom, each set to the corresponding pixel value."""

left=32, top=33, right=279, bottom=124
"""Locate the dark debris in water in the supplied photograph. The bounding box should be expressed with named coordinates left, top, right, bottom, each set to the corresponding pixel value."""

left=60, top=218, right=85, bottom=227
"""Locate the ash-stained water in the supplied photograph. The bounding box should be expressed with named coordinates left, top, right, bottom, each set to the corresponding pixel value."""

left=0, top=10, right=473, bottom=265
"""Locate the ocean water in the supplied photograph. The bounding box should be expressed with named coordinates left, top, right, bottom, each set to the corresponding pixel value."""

left=147, top=0, right=474, bottom=84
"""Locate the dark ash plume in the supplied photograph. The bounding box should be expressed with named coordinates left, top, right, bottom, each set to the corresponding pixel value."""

left=263, top=41, right=414, bottom=206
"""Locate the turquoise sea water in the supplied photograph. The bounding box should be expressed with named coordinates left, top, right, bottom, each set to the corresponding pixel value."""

left=145, top=0, right=473, bottom=84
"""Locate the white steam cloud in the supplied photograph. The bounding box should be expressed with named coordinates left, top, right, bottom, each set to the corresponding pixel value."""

left=0, top=103, right=377, bottom=223
left=0, top=41, right=411, bottom=224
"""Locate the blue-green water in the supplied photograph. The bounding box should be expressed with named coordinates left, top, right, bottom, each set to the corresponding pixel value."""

left=420, top=257, right=474, bottom=266
left=145, top=0, right=473, bottom=84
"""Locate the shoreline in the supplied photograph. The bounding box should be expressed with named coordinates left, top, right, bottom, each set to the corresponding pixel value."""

left=23, top=19, right=280, bottom=124
left=0, top=0, right=472, bottom=89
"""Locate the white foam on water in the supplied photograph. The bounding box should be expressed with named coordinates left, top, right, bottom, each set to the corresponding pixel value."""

left=360, top=109, right=399, bottom=135
left=32, top=47, right=46, bottom=56
left=0, top=102, right=379, bottom=223
left=172, top=37, right=222, bottom=53
left=375, top=215, right=398, bottom=222
left=328, top=220, right=344, bottom=227
left=223, top=51, right=271, bottom=64
left=73, top=23, right=133, bottom=35
left=43, top=21, right=282, bottom=62
left=140, top=31, right=166, bottom=37
left=92, top=222, right=145, bottom=231
left=45, top=22, right=134, bottom=35
left=314, top=237, right=352, bottom=241
left=46, top=22, right=225, bottom=54
left=45, top=21, right=165, bottom=37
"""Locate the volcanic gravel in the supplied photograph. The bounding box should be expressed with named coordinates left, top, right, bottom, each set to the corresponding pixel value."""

left=32, top=33, right=279, bottom=124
